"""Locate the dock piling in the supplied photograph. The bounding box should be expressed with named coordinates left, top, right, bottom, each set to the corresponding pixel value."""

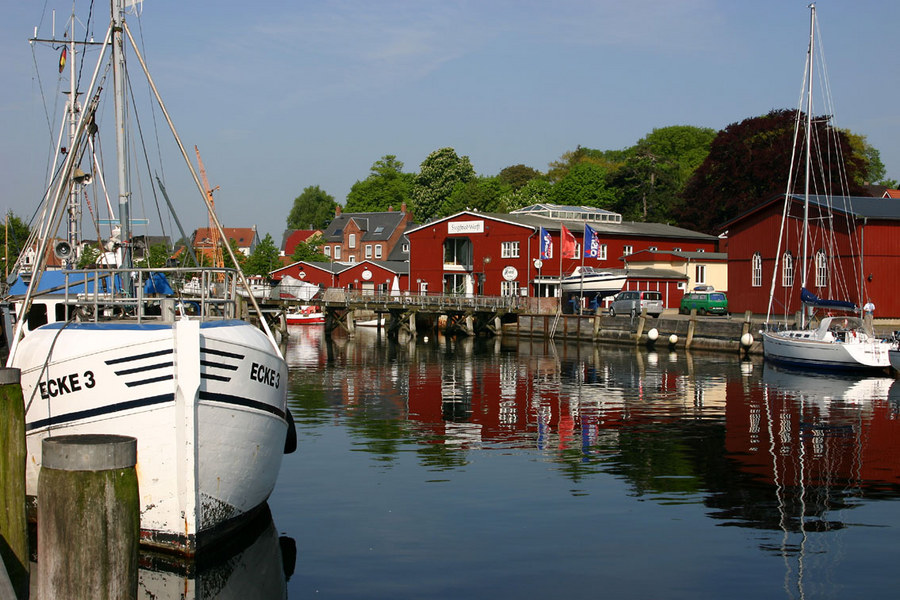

left=0, top=368, right=28, bottom=600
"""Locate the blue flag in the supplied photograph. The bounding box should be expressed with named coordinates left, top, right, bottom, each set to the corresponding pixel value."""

left=584, top=224, right=600, bottom=258
left=540, top=227, right=553, bottom=260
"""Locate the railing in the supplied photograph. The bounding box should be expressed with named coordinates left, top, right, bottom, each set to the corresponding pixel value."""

left=29, top=267, right=243, bottom=322
left=319, top=288, right=526, bottom=312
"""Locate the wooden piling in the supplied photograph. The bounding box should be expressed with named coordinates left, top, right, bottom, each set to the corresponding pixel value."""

left=37, top=434, right=139, bottom=600
left=0, top=368, right=27, bottom=600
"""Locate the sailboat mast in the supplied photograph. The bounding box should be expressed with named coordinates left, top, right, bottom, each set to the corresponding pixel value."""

left=111, top=0, right=131, bottom=273
left=800, top=3, right=815, bottom=327
left=64, top=13, right=82, bottom=269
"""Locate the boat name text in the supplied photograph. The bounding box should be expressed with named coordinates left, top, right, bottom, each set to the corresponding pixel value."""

left=250, top=362, right=281, bottom=389
left=39, top=371, right=96, bottom=399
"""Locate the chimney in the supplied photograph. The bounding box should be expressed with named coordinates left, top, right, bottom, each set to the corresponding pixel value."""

left=388, top=205, right=394, bottom=212
left=335, top=205, right=342, bottom=216
left=401, top=202, right=407, bottom=213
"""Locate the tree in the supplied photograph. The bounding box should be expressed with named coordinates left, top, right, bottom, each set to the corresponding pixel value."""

left=673, top=109, right=868, bottom=234
left=344, top=155, right=414, bottom=213
left=610, top=149, right=680, bottom=222
left=497, top=164, right=542, bottom=190
left=243, top=234, right=281, bottom=276
left=410, top=148, right=476, bottom=220
left=548, top=162, right=618, bottom=209
left=547, top=146, right=627, bottom=183
left=291, top=235, right=328, bottom=262
left=500, top=178, right=552, bottom=211
left=2, top=212, right=31, bottom=274
left=286, top=186, right=337, bottom=230
left=135, top=243, right=171, bottom=269
left=634, top=126, right=717, bottom=185
left=443, top=176, right=511, bottom=215
left=842, top=130, right=888, bottom=186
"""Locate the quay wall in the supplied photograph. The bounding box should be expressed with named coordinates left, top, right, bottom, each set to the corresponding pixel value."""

left=506, top=311, right=764, bottom=355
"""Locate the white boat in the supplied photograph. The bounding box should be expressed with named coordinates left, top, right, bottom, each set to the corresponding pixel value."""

left=3, top=1, right=293, bottom=556
left=761, top=4, right=891, bottom=372
left=286, top=306, right=325, bottom=325
left=559, top=266, right=627, bottom=297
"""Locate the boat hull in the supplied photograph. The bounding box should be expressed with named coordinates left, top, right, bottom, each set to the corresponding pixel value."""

left=889, top=349, right=900, bottom=374
left=560, top=275, right=627, bottom=296
left=13, top=319, right=289, bottom=556
left=285, top=312, right=325, bottom=325
left=762, top=330, right=891, bottom=371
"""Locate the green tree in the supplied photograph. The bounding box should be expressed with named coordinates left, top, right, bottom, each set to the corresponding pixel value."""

left=135, top=243, right=171, bottom=269
left=291, top=235, right=328, bottom=262
left=410, top=148, right=476, bottom=220
left=76, top=245, right=103, bottom=269
left=674, top=109, right=868, bottom=234
left=842, top=130, right=888, bottom=186
left=500, top=178, right=552, bottom=211
left=610, top=148, right=680, bottom=221
left=549, top=162, right=618, bottom=209
left=243, top=234, right=281, bottom=276
left=547, top=146, right=627, bottom=183
left=444, top=176, right=511, bottom=215
left=286, top=186, right=337, bottom=230
left=2, top=212, right=31, bottom=274
left=634, top=126, right=717, bottom=185
left=497, top=164, right=542, bottom=189
left=344, top=155, right=414, bottom=213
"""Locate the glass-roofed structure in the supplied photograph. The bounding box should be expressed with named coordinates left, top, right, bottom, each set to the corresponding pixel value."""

left=511, top=203, right=622, bottom=224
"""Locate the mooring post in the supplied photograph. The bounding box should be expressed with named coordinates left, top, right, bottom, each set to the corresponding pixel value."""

left=686, top=309, right=697, bottom=348
left=37, top=434, right=139, bottom=600
left=0, top=368, right=28, bottom=600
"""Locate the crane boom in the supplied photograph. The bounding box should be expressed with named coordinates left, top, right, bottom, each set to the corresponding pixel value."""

left=194, top=145, right=222, bottom=269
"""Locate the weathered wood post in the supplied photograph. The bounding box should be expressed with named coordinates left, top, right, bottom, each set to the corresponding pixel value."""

left=686, top=309, right=697, bottom=348
left=0, top=368, right=28, bottom=600
left=37, top=434, right=139, bottom=600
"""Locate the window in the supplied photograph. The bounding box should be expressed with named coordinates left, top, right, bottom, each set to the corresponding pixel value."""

left=751, top=252, right=762, bottom=287
left=599, top=244, right=607, bottom=260
left=782, top=252, right=794, bottom=287
left=375, top=244, right=383, bottom=259
left=349, top=233, right=356, bottom=249
left=623, top=245, right=633, bottom=256
left=348, top=255, right=356, bottom=263
left=402, top=243, right=410, bottom=253
left=365, top=245, right=372, bottom=259
left=420, top=281, right=428, bottom=294
left=323, top=246, right=331, bottom=258
left=501, top=280, right=520, bottom=297
left=501, top=241, right=520, bottom=258
left=695, top=264, right=706, bottom=284
left=334, top=246, right=342, bottom=260
left=815, top=250, right=828, bottom=287
left=444, top=237, right=473, bottom=268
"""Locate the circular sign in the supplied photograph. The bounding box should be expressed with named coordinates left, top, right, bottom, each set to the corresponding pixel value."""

left=362, top=269, right=373, bottom=281
left=533, top=259, right=543, bottom=269
left=502, top=266, right=518, bottom=281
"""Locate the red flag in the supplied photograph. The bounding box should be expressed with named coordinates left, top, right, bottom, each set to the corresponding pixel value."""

left=59, top=47, right=67, bottom=73
left=561, top=225, right=577, bottom=259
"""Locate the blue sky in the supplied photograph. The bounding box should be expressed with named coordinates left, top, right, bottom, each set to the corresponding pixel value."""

left=2, top=0, right=898, bottom=243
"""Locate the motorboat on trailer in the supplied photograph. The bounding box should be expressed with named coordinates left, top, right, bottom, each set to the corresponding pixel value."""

left=559, top=266, right=627, bottom=298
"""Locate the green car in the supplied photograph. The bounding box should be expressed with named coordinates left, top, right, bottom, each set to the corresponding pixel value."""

left=679, top=290, right=728, bottom=315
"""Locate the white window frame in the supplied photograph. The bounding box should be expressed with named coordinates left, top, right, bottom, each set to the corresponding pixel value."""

left=500, top=280, right=520, bottom=297
left=365, top=245, right=372, bottom=259
left=501, top=241, right=520, bottom=258
left=375, top=244, right=383, bottom=259
left=599, top=244, right=607, bottom=260
left=334, top=246, right=342, bottom=260
left=782, top=252, right=794, bottom=287
left=695, top=264, right=706, bottom=285
left=751, top=252, right=762, bottom=287
left=323, top=245, right=331, bottom=258
left=623, top=245, right=633, bottom=256
left=815, top=250, right=828, bottom=287
left=349, top=233, right=357, bottom=249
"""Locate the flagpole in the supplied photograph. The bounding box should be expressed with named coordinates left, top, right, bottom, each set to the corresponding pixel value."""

left=579, top=225, right=586, bottom=314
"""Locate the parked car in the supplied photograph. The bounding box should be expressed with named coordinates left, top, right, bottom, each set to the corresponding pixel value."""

left=679, top=290, right=729, bottom=315
left=608, top=290, right=664, bottom=318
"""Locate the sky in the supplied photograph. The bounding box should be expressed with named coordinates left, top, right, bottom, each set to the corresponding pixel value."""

left=2, top=0, right=899, bottom=244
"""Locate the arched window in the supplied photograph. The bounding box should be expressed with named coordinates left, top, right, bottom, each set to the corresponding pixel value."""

left=782, top=252, right=794, bottom=287
left=815, top=250, right=828, bottom=287
left=751, top=252, right=762, bottom=287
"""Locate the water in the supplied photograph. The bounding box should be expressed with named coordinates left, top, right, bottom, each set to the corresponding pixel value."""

left=155, top=326, right=900, bottom=598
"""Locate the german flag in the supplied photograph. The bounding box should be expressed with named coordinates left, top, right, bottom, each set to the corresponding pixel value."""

left=59, top=47, right=67, bottom=73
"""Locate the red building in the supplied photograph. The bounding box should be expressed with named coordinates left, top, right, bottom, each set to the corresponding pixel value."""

left=723, top=194, right=900, bottom=317
left=405, top=204, right=718, bottom=299
left=270, top=259, right=408, bottom=293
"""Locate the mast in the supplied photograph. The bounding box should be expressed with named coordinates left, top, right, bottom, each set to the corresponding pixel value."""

left=800, top=3, right=815, bottom=328
left=111, top=0, right=131, bottom=276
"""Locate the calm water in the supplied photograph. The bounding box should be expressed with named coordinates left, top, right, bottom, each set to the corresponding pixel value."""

left=138, top=326, right=900, bottom=598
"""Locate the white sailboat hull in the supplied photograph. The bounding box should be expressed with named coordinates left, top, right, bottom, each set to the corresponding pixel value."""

left=13, top=318, right=288, bottom=555
left=762, top=330, right=891, bottom=371
left=888, top=349, right=900, bottom=374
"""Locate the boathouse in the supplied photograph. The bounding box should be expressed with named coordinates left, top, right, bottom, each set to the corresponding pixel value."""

left=722, top=194, right=900, bottom=317
left=404, top=205, right=719, bottom=307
